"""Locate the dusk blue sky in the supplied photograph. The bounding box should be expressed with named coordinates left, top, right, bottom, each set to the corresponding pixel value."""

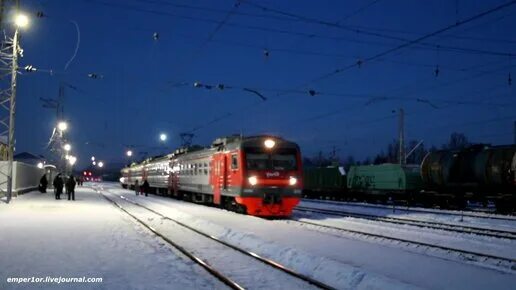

left=13, top=0, right=516, bottom=168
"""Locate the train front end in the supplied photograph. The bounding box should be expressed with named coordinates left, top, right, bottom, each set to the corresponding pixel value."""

left=235, top=137, right=303, bottom=217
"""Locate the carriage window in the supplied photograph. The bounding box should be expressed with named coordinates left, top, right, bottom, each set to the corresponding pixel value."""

left=231, top=154, right=238, bottom=169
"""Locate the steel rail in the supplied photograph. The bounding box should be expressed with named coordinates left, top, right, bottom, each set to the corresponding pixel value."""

left=302, top=198, right=516, bottom=221
left=291, top=219, right=516, bottom=267
left=98, top=188, right=336, bottom=290
left=295, top=206, right=516, bottom=240
left=98, top=191, right=245, bottom=290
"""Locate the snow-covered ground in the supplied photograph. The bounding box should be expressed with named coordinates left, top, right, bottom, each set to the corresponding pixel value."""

left=0, top=186, right=225, bottom=290
left=2, top=182, right=516, bottom=290
left=100, top=182, right=516, bottom=290
left=300, top=199, right=516, bottom=231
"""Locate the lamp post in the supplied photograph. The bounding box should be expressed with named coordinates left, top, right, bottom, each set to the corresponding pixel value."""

left=126, top=150, right=133, bottom=166
left=57, top=121, right=68, bottom=132
left=159, top=133, right=167, bottom=154
left=3, top=12, right=29, bottom=203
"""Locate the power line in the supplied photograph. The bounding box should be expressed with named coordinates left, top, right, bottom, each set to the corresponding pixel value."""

left=86, top=0, right=516, bottom=58
left=337, top=0, right=383, bottom=24
left=280, top=0, right=516, bottom=87
left=240, top=0, right=516, bottom=57
left=130, top=0, right=516, bottom=46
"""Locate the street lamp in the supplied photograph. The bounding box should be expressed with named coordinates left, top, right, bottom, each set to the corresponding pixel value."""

left=63, top=143, right=71, bottom=151
left=14, top=14, right=29, bottom=28
left=57, top=121, right=68, bottom=132
left=92, top=161, right=96, bottom=166
left=69, top=156, right=77, bottom=166
left=37, top=162, right=44, bottom=169
left=98, top=161, right=104, bottom=168
left=91, top=156, right=95, bottom=161
left=126, top=150, right=133, bottom=157
left=159, top=133, right=167, bottom=142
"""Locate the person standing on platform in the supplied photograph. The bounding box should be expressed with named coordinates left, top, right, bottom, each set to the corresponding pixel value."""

left=142, top=179, right=150, bottom=197
left=39, top=174, right=48, bottom=193
left=134, top=180, right=140, bottom=195
left=66, top=175, right=76, bottom=201
left=53, top=174, right=64, bottom=200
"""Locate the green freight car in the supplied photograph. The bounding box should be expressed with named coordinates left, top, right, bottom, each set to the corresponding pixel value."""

left=347, top=164, right=423, bottom=197
left=303, top=166, right=347, bottom=199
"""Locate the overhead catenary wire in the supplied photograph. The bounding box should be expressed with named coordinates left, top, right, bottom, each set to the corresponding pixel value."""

left=240, top=0, right=516, bottom=58
left=282, top=0, right=516, bottom=86
left=73, top=1, right=516, bottom=148
left=86, top=0, right=516, bottom=58
left=125, top=0, right=516, bottom=46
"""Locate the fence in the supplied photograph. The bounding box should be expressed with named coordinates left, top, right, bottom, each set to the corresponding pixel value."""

left=0, top=161, right=44, bottom=197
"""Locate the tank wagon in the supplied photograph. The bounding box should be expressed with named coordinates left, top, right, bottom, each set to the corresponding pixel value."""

left=421, top=144, right=516, bottom=211
left=303, top=144, right=516, bottom=212
left=121, top=135, right=303, bottom=217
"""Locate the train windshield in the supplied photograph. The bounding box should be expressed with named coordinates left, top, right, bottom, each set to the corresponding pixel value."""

left=245, top=148, right=297, bottom=170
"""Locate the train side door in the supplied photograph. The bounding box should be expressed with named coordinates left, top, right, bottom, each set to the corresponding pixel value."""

left=212, top=153, right=228, bottom=205
left=223, top=155, right=228, bottom=190
left=212, top=154, right=222, bottom=205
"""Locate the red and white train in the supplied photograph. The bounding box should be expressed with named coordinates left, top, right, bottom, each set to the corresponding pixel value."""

left=120, top=135, right=303, bottom=217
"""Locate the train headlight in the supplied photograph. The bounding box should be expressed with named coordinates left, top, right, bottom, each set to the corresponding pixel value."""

left=248, top=176, right=258, bottom=186
left=264, top=139, right=275, bottom=149
left=289, top=176, right=297, bottom=186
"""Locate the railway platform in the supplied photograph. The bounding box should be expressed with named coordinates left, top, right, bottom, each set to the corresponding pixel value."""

left=0, top=185, right=224, bottom=290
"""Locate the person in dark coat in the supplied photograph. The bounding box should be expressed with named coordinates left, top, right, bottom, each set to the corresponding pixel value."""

left=39, top=174, right=48, bottom=193
left=142, top=179, right=150, bottom=197
left=53, top=174, right=64, bottom=200
left=134, top=180, right=140, bottom=195
left=66, top=175, right=76, bottom=201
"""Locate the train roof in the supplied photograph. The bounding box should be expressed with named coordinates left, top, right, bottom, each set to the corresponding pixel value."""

left=122, top=134, right=299, bottom=170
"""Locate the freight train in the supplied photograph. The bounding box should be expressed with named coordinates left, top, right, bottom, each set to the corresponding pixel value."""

left=303, top=144, right=516, bottom=213
left=120, top=135, right=303, bottom=217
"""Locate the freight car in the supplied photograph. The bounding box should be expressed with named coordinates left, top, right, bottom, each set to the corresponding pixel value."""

left=347, top=164, right=423, bottom=202
left=303, top=166, right=347, bottom=199
left=421, top=144, right=516, bottom=212
left=303, top=144, right=516, bottom=212
left=120, top=135, right=303, bottom=217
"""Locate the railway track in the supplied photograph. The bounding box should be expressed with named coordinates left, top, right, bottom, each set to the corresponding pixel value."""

left=302, top=199, right=516, bottom=221
left=289, top=219, right=516, bottom=271
left=96, top=188, right=335, bottom=290
left=295, top=206, right=516, bottom=240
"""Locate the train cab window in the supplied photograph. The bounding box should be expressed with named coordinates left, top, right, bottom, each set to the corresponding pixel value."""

left=231, top=154, right=238, bottom=169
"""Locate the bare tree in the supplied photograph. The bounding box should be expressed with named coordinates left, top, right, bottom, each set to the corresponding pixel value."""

left=443, top=132, right=469, bottom=150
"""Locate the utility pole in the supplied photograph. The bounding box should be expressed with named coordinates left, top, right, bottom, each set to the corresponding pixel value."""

left=398, top=108, right=405, bottom=165
left=180, top=132, right=194, bottom=148
left=0, top=0, right=23, bottom=203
